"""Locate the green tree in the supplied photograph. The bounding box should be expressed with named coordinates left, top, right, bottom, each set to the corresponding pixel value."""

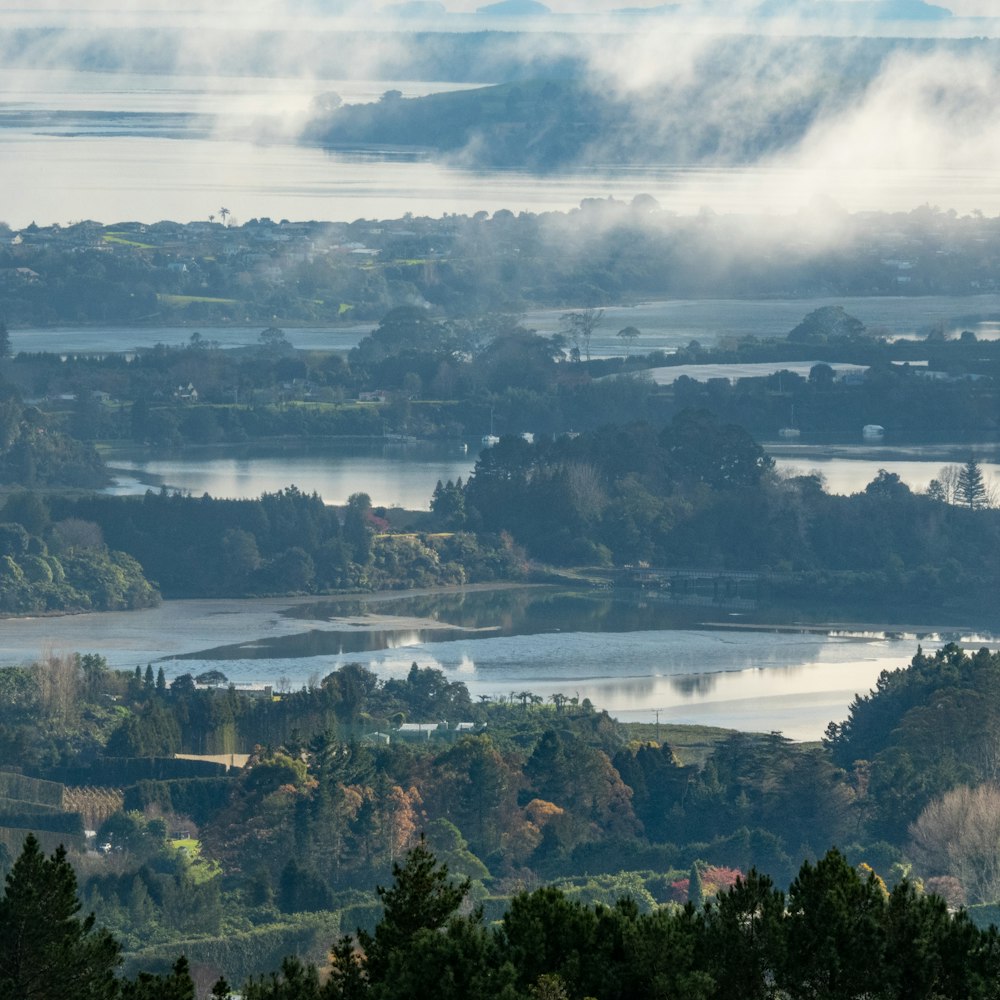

left=689, top=862, right=705, bottom=910
left=702, top=869, right=785, bottom=1000
left=259, top=327, right=290, bottom=354
left=0, top=319, right=10, bottom=360
left=780, top=849, right=886, bottom=999
left=0, top=492, right=49, bottom=535
left=121, top=956, right=195, bottom=1000
left=957, top=458, right=989, bottom=509
left=616, top=325, right=640, bottom=357
left=0, top=834, right=120, bottom=1000
left=357, top=836, right=471, bottom=982
left=343, top=493, right=374, bottom=565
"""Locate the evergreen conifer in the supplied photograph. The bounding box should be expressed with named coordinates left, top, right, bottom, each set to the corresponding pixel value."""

left=0, top=834, right=120, bottom=1000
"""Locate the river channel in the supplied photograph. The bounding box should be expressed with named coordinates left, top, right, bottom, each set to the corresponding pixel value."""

left=3, top=584, right=997, bottom=741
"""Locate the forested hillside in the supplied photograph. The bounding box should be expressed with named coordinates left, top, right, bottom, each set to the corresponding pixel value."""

left=4, top=642, right=1000, bottom=989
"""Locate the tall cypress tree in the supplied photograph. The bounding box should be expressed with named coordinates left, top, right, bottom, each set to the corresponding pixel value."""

left=688, top=862, right=705, bottom=910
left=0, top=834, right=121, bottom=1000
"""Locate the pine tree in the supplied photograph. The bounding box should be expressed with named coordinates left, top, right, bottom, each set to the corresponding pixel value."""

left=0, top=319, right=10, bottom=360
left=358, top=836, right=471, bottom=982
left=210, top=976, right=231, bottom=1000
left=0, top=834, right=121, bottom=1000
left=957, top=458, right=989, bottom=509
left=121, top=956, right=195, bottom=1000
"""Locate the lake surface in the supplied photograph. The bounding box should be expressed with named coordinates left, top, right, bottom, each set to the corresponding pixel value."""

left=768, top=441, right=1000, bottom=496
left=102, top=439, right=1000, bottom=506
left=103, top=439, right=476, bottom=509
left=3, top=585, right=996, bottom=741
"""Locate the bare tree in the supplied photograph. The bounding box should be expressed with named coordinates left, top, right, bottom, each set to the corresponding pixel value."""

left=32, top=651, right=81, bottom=727
left=559, top=308, right=603, bottom=362
left=910, top=784, right=1000, bottom=904
left=934, top=464, right=962, bottom=504
left=564, top=462, right=608, bottom=522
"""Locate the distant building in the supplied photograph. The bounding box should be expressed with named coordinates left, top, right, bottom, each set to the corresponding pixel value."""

left=395, top=722, right=444, bottom=740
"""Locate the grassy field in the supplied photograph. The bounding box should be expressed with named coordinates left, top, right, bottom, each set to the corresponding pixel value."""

left=157, top=293, right=239, bottom=306
left=102, top=233, right=155, bottom=249
left=620, top=721, right=738, bottom=766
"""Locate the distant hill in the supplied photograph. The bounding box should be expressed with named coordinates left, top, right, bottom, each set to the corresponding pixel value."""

left=754, top=0, right=952, bottom=18
left=301, top=33, right=990, bottom=172
left=302, top=34, right=880, bottom=171
left=477, top=0, right=551, bottom=14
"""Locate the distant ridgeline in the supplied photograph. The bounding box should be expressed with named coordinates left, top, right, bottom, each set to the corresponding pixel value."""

left=302, top=35, right=992, bottom=171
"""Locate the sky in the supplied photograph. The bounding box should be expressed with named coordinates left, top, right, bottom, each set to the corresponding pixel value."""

left=0, top=0, right=995, bottom=14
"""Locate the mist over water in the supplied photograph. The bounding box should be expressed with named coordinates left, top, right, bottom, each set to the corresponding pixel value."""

left=5, top=7, right=1000, bottom=226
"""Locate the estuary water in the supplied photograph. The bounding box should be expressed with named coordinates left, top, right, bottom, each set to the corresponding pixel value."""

left=102, top=439, right=1000, bottom=508
left=6, top=64, right=1000, bottom=229
left=12, top=293, right=1000, bottom=358
left=3, top=584, right=996, bottom=740
left=102, top=439, right=476, bottom=510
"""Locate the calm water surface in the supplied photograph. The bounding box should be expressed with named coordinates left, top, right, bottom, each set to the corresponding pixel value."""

left=102, top=439, right=1000, bottom=506
left=6, top=67, right=1000, bottom=227
left=11, top=295, right=1000, bottom=359
left=3, top=585, right=997, bottom=741
left=103, top=440, right=476, bottom=509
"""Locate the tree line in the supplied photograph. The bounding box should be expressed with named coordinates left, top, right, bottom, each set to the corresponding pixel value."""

left=6, top=830, right=1000, bottom=1000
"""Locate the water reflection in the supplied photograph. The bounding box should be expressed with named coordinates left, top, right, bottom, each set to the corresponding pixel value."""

left=4, top=582, right=999, bottom=740
left=102, top=439, right=1000, bottom=509
left=103, top=439, right=475, bottom=509
left=670, top=673, right=721, bottom=697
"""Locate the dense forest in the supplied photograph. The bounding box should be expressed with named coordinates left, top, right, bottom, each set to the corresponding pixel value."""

left=4, top=641, right=1000, bottom=989
left=5, top=300, right=1000, bottom=454
left=6, top=831, right=1000, bottom=1000
left=0, top=412, right=992, bottom=616
left=2, top=407, right=1000, bottom=613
